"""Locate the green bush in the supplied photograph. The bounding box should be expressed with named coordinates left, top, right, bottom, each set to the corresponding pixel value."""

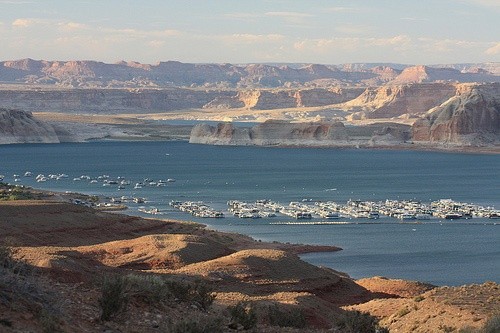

left=267, top=304, right=306, bottom=329
left=334, top=310, right=389, bottom=333
left=98, top=275, right=129, bottom=321
left=126, top=274, right=171, bottom=304
left=98, top=275, right=215, bottom=321
left=229, top=302, right=257, bottom=330
left=190, top=280, right=215, bottom=311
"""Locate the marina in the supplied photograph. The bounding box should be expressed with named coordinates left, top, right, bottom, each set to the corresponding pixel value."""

left=0, top=141, right=498, bottom=285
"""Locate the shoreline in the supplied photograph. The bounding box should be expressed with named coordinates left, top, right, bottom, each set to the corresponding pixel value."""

left=1, top=136, right=499, bottom=155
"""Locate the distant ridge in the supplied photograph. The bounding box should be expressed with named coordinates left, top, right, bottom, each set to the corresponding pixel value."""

left=1, top=59, right=498, bottom=88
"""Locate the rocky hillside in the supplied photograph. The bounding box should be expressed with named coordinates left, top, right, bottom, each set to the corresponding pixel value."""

left=0, top=108, right=59, bottom=144
left=189, top=120, right=411, bottom=147
left=1, top=59, right=498, bottom=88
left=412, top=83, right=500, bottom=145
left=341, top=83, right=458, bottom=119
left=1, top=191, right=498, bottom=332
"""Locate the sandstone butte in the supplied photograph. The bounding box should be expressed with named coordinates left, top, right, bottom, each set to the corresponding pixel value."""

left=0, top=187, right=499, bottom=332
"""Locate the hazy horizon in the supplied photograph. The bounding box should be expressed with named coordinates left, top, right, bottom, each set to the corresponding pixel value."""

left=1, top=0, right=499, bottom=65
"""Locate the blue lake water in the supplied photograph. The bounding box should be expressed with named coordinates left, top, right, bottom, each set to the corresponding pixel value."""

left=0, top=141, right=499, bottom=286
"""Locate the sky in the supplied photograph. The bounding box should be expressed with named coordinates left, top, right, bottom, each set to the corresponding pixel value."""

left=0, top=0, right=499, bottom=65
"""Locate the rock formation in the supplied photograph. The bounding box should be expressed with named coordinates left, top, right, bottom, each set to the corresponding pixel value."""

left=342, top=83, right=458, bottom=119
left=189, top=120, right=411, bottom=147
left=412, top=83, right=500, bottom=145
left=390, top=65, right=500, bottom=84
left=0, top=108, right=60, bottom=144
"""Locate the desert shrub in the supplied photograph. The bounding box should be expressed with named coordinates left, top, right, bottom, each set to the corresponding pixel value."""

left=228, top=302, right=257, bottom=330
left=334, top=310, right=389, bottom=333
left=0, top=187, right=36, bottom=201
left=414, top=295, right=425, bottom=302
left=98, top=274, right=215, bottom=321
left=166, top=314, right=224, bottom=333
left=483, top=315, right=500, bottom=333
left=126, top=274, right=171, bottom=304
left=267, top=304, right=306, bottom=329
left=397, top=307, right=411, bottom=317
left=98, top=275, right=129, bottom=321
left=190, top=280, right=215, bottom=311
left=165, top=279, right=215, bottom=310
left=439, top=324, right=456, bottom=332
left=166, top=280, right=192, bottom=302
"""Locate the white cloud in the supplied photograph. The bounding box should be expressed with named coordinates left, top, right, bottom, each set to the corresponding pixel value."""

left=223, top=33, right=285, bottom=44
left=12, top=18, right=37, bottom=27
left=58, top=22, right=89, bottom=31
left=485, top=42, right=500, bottom=55
left=264, top=11, right=313, bottom=25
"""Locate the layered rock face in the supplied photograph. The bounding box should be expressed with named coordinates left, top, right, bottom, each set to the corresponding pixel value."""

left=0, top=109, right=59, bottom=144
left=0, top=88, right=233, bottom=114
left=0, top=87, right=365, bottom=114
left=343, top=83, right=457, bottom=119
left=412, top=83, right=500, bottom=144
left=189, top=120, right=410, bottom=147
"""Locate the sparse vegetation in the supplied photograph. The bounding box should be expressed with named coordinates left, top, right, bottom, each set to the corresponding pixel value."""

left=165, top=314, right=224, bottom=333
left=0, top=246, right=62, bottom=331
left=0, top=185, right=37, bottom=201
left=459, top=315, right=500, bottom=333
left=414, top=295, right=425, bottom=302
left=98, top=275, right=129, bottom=321
left=334, top=310, right=389, bottom=333
left=397, top=307, right=411, bottom=317
left=267, top=304, right=306, bottom=329
left=228, top=302, right=258, bottom=330
left=98, top=274, right=216, bottom=321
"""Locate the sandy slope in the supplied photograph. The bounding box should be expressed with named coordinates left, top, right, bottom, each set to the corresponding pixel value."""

left=0, top=199, right=498, bottom=332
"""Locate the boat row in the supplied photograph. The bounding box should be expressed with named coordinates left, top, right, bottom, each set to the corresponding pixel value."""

left=169, top=200, right=225, bottom=218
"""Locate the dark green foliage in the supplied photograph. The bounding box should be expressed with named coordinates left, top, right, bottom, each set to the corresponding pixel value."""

left=0, top=185, right=36, bottom=201
left=229, top=302, right=257, bottom=330
left=98, top=275, right=129, bottom=321
left=190, top=280, right=215, bottom=311
left=267, top=304, right=306, bottom=329
left=97, top=274, right=216, bottom=322
left=126, top=274, right=171, bottom=304
left=334, top=310, right=389, bottom=333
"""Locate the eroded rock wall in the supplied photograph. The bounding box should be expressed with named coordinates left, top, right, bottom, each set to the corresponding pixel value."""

left=0, top=109, right=60, bottom=144
left=412, top=83, right=500, bottom=145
